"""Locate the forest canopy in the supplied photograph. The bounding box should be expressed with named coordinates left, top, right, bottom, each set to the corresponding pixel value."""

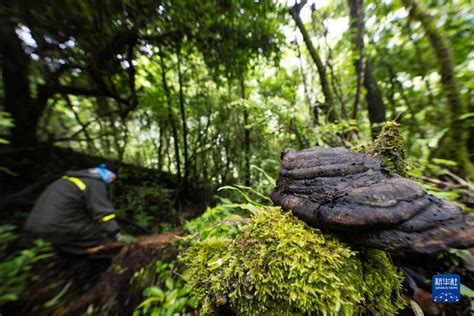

left=1, top=0, right=473, bottom=190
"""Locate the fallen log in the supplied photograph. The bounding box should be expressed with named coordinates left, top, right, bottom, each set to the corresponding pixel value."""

left=85, top=233, right=178, bottom=255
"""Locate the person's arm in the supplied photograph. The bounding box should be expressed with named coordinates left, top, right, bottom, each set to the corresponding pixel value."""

left=84, top=180, right=120, bottom=237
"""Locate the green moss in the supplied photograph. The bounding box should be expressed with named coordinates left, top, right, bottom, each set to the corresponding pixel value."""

left=181, top=238, right=232, bottom=313
left=358, top=249, right=407, bottom=315
left=182, top=207, right=405, bottom=315
left=354, top=121, right=407, bottom=176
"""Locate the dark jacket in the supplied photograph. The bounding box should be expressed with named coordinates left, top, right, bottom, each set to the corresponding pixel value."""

left=22, top=169, right=119, bottom=254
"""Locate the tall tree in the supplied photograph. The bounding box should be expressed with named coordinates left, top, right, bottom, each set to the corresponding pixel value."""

left=0, top=21, right=45, bottom=147
left=159, top=51, right=181, bottom=182
left=402, top=0, right=473, bottom=177
left=239, top=73, right=251, bottom=186
left=289, top=0, right=336, bottom=122
left=363, top=60, right=386, bottom=136
left=347, top=0, right=365, bottom=120
left=347, top=0, right=385, bottom=137
left=176, top=43, right=189, bottom=194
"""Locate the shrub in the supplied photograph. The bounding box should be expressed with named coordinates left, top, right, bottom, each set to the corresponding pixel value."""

left=0, top=238, right=52, bottom=304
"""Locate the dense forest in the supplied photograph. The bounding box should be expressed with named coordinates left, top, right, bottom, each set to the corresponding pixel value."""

left=1, top=0, right=473, bottom=315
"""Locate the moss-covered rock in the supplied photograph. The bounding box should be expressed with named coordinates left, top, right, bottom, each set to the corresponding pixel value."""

left=182, top=207, right=405, bottom=315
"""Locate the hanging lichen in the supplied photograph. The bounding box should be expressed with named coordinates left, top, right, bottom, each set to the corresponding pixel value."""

left=182, top=207, right=406, bottom=315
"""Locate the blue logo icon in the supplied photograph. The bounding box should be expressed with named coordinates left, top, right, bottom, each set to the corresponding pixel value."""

left=432, top=274, right=460, bottom=303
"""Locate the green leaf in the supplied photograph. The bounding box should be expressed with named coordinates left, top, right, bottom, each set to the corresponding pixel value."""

left=165, top=277, right=174, bottom=290
left=432, top=158, right=458, bottom=167
left=461, top=284, right=474, bottom=298
left=207, top=253, right=231, bottom=271
left=165, top=288, right=179, bottom=304
left=251, top=164, right=276, bottom=187
left=0, top=293, right=18, bottom=302
left=459, top=112, right=474, bottom=120
left=460, top=284, right=474, bottom=312
left=148, top=286, right=165, bottom=301
left=217, top=185, right=270, bottom=206
left=43, top=281, right=72, bottom=308
left=137, top=297, right=163, bottom=309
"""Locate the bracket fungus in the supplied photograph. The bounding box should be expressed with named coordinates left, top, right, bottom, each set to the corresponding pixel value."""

left=271, top=147, right=474, bottom=254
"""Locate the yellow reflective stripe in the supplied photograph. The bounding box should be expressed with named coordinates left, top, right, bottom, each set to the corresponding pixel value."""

left=63, top=176, right=86, bottom=191
left=101, top=213, right=116, bottom=222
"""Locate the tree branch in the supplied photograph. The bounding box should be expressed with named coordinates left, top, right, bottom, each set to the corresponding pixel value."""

left=39, top=85, right=129, bottom=104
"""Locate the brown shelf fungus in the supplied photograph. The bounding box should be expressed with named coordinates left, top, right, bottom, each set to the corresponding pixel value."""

left=271, top=147, right=474, bottom=254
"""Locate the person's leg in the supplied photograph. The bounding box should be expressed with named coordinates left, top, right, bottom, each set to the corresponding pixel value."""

left=56, top=237, right=113, bottom=281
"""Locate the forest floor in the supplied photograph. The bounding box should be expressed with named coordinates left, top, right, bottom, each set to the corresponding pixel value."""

left=1, top=145, right=474, bottom=315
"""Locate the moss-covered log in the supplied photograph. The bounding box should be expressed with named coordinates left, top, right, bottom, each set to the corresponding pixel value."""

left=183, top=207, right=405, bottom=315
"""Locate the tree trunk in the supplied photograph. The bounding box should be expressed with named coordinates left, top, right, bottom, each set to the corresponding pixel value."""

left=402, top=0, right=473, bottom=177
left=295, top=37, right=317, bottom=124
left=176, top=44, right=189, bottom=194
left=347, top=0, right=365, bottom=120
left=239, top=74, right=251, bottom=186
left=157, top=119, right=165, bottom=171
left=159, top=51, right=181, bottom=181
left=363, top=61, right=386, bottom=137
left=347, top=0, right=385, bottom=137
left=375, top=45, right=424, bottom=138
left=405, top=22, right=435, bottom=107
left=289, top=0, right=336, bottom=122
left=469, top=108, right=474, bottom=163
left=319, top=19, right=348, bottom=120
left=0, top=22, right=46, bottom=147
